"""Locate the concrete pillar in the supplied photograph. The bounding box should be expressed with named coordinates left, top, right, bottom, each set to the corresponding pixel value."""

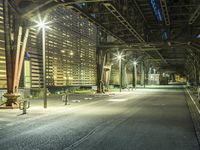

left=172, top=73, right=176, bottom=82
left=145, top=61, right=149, bottom=85
left=122, top=63, right=128, bottom=88
left=132, top=63, right=135, bottom=88
left=104, top=52, right=112, bottom=91
left=96, top=48, right=103, bottom=93
left=141, top=62, right=145, bottom=86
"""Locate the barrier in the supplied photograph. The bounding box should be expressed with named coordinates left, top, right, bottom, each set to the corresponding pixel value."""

left=62, top=94, right=70, bottom=105
left=19, top=100, right=30, bottom=114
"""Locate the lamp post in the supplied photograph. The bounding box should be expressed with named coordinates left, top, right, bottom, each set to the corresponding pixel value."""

left=36, top=19, right=49, bottom=108
left=133, top=61, right=137, bottom=90
left=153, top=68, right=156, bottom=85
left=117, top=54, right=122, bottom=92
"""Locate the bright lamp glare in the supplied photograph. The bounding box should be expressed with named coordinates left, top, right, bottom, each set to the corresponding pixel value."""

left=117, top=55, right=122, bottom=60
left=34, top=14, right=51, bottom=30
left=133, top=61, right=137, bottom=65
left=38, top=21, right=46, bottom=28
left=114, top=52, right=124, bottom=61
left=36, top=20, right=49, bottom=29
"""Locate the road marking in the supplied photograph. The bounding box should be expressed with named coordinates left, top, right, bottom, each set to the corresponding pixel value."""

left=186, top=88, right=200, bottom=114
left=72, top=100, right=81, bottom=103
left=107, top=99, right=128, bottom=102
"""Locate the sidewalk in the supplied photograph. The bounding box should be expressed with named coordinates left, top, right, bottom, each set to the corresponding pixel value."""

left=0, top=91, right=130, bottom=129
left=184, top=87, right=200, bottom=144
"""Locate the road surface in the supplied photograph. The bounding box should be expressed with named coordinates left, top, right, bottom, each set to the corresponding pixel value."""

left=0, top=86, right=199, bottom=150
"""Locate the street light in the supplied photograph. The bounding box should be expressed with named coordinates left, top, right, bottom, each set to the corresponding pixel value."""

left=35, top=18, right=50, bottom=108
left=115, top=52, right=124, bottom=92
left=133, top=61, right=137, bottom=90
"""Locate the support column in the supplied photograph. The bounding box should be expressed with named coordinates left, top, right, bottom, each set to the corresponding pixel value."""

left=145, top=60, right=150, bottom=85
left=132, top=63, right=135, bottom=89
left=172, top=73, right=176, bottom=82
left=134, top=63, right=137, bottom=89
left=119, top=56, right=122, bottom=92
left=2, top=1, right=29, bottom=107
left=3, top=0, right=13, bottom=95
left=104, top=52, right=112, bottom=91
left=141, top=62, right=145, bottom=86
left=121, top=63, right=127, bottom=88
left=96, top=48, right=103, bottom=93
left=144, top=61, right=146, bottom=88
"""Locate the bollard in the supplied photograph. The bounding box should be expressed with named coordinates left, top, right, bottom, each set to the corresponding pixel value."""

left=19, top=100, right=30, bottom=114
left=62, top=94, right=70, bottom=105
left=65, top=94, right=69, bottom=105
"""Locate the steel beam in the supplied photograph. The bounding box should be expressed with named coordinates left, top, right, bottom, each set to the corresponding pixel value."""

left=149, top=58, right=185, bottom=61
left=160, top=0, right=170, bottom=25
left=103, top=3, right=145, bottom=43
left=21, top=0, right=111, bottom=17
left=189, top=5, right=200, bottom=24
left=21, top=0, right=56, bottom=17
left=56, top=0, right=112, bottom=3
left=155, top=50, right=168, bottom=64
left=98, top=44, right=160, bottom=51
left=133, top=0, right=147, bottom=23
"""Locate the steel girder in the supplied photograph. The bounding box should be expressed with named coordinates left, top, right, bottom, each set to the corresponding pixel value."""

left=189, top=6, right=200, bottom=25
left=159, top=0, right=170, bottom=26
left=103, top=3, right=145, bottom=43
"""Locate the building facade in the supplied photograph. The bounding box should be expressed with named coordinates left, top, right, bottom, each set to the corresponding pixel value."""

left=0, top=3, right=97, bottom=91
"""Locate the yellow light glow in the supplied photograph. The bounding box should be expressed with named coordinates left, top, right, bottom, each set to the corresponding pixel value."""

left=70, top=51, right=74, bottom=56
left=61, top=50, right=65, bottom=53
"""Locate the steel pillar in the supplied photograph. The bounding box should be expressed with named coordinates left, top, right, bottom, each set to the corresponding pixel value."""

left=141, top=62, right=145, bottom=86
left=3, top=0, right=29, bottom=107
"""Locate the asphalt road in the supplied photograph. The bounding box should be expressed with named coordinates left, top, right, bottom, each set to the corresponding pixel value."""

left=0, top=87, right=199, bottom=150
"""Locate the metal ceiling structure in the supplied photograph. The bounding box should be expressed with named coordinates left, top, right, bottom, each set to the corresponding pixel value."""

left=8, top=0, right=200, bottom=73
